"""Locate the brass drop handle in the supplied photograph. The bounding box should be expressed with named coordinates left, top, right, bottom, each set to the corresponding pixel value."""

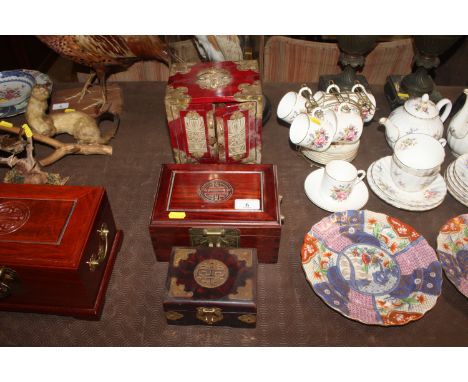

left=0, top=266, right=18, bottom=299
left=86, top=223, right=109, bottom=272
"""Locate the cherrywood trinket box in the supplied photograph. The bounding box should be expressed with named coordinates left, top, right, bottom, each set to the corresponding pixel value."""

left=149, top=164, right=282, bottom=263
left=165, top=60, right=263, bottom=164
left=0, top=184, right=122, bottom=319
left=163, top=246, right=257, bottom=327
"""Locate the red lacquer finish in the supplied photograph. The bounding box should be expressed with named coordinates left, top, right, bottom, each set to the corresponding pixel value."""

left=165, top=60, right=263, bottom=164
left=149, top=164, right=282, bottom=263
left=0, top=184, right=122, bottom=319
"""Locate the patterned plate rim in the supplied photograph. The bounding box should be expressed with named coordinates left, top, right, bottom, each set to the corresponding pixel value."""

left=436, top=214, right=468, bottom=298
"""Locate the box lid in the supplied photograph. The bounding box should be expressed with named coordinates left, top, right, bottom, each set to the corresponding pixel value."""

left=150, top=164, right=280, bottom=228
left=0, top=184, right=104, bottom=269
left=163, top=246, right=257, bottom=312
left=166, top=60, right=261, bottom=103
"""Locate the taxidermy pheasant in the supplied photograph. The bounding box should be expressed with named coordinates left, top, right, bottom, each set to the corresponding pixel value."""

left=37, top=35, right=170, bottom=109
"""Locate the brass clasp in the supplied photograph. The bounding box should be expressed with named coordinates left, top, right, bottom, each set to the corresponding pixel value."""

left=86, top=223, right=109, bottom=272
left=196, top=307, right=223, bottom=325
left=189, top=227, right=240, bottom=248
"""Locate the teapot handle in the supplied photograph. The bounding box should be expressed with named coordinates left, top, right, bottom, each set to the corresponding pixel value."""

left=436, top=98, right=452, bottom=122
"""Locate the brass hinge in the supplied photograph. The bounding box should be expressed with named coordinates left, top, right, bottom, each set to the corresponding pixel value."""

left=189, top=227, right=240, bottom=248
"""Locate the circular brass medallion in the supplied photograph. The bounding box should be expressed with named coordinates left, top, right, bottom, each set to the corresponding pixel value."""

left=194, top=259, right=229, bottom=288
left=0, top=201, right=30, bottom=235
left=199, top=179, right=233, bottom=203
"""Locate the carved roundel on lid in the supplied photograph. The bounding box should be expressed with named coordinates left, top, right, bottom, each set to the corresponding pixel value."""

left=199, top=179, right=234, bottom=203
left=194, top=259, right=229, bottom=289
left=0, top=201, right=30, bottom=235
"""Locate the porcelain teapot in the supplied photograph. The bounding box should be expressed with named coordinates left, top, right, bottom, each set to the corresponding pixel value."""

left=379, top=93, right=452, bottom=148
left=447, top=89, right=468, bottom=156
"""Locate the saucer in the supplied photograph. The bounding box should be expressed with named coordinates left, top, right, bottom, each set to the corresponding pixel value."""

left=437, top=214, right=468, bottom=297
left=0, top=70, right=53, bottom=118
left=445, top=164, right=468, bottom=207
left=454, top=153, right=468, bottom=187
left=367, top=156, right=446, bottom=211
left=447, top=162, right=468, bottom=199
left=304, top=168, right=369, bottom=212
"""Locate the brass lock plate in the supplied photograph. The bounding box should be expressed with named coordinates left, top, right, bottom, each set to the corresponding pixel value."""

left=196, top=306, right=223, bottom=325
left=189, top=227, right=240, bottom=248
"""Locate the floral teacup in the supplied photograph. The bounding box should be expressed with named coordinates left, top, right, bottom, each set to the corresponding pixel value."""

left=289, top=107, right=337, bottom=152
left=332, top=103, right=364, bottom=144
left=391, top=133, right=446, bottom=192
left=277, top=86, right=313, bottom=124
left=320, top=160, right=366, bottom=202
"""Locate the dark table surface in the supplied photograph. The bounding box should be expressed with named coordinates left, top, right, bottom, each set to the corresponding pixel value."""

left=0, top=82, right=466, bottom=346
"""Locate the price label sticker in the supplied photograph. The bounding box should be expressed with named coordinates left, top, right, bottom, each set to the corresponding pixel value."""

left=234, top=199, right=260, bottom=210
left=52, top=102, right=69, bottom=110
left=168, top=211, right=186, bottom=219
left=309, top=116, right=321, bottom=125
left=0, top=120, right=13, bottom=128
left=22, top=124, right=33, bottom=138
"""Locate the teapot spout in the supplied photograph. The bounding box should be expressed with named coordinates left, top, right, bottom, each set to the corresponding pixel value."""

left=379, top=117, right=399, bottom=143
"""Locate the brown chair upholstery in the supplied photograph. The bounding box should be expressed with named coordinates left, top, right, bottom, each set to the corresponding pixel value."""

left=263, top=36, right=413, bottom=85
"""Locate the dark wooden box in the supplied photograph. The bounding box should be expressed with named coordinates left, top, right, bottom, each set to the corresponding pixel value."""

left=163, top=247, right=257, bottom=327
left=149, top=163, right=282, bottom=263
left=165, top=60, right=263, bottom=164
left=0, top=184, right=122, bottom=319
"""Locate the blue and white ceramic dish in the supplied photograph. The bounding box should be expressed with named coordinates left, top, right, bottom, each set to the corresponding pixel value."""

left=0, top=70, right=53, bottom=119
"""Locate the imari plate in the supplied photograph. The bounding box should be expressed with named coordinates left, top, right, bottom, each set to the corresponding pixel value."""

left=301, top=210, right=443, bottom=326
left=437, top=214, right=468, bottom=297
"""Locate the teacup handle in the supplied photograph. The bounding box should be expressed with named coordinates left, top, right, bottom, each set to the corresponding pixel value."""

left=351, top=83, right=367, bottom=94
left=436, top=98, right=452, bottom=122
left=354, top=170, right=366, bottom=185
left=326, top=84, right=341, bottom=94
left=438, top=138, right=447, bottom=147
left=299, top=86, right=313, bottom=98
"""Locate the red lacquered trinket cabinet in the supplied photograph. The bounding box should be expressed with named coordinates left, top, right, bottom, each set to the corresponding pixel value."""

left=165, top=60, right=263, bottom=164
left=149, top=164, right=282, bottom=263
left=0, top=184, right=122, bottom=319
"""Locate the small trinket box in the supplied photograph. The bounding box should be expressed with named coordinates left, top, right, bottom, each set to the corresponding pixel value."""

left=163, top=247, right=257, bottom=327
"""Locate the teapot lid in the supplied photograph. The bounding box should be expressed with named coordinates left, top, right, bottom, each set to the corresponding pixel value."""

left=404, top=94, right=439, bottom=119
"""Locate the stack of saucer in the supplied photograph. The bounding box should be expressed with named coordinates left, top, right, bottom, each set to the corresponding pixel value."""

left=445, top=154, right=468, bottom=207
left=301, top=140, right=359, bottom=164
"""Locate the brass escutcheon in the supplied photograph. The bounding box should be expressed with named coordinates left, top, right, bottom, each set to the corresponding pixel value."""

left=196, top=307, right=223, bottom=325
left=238, top=314, right=257, bottom=324
left=166, top=311, right=184, bottom=321
left=0, top=266, right=18, bottom=299
left=86, top=223, right=109, bottom=272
